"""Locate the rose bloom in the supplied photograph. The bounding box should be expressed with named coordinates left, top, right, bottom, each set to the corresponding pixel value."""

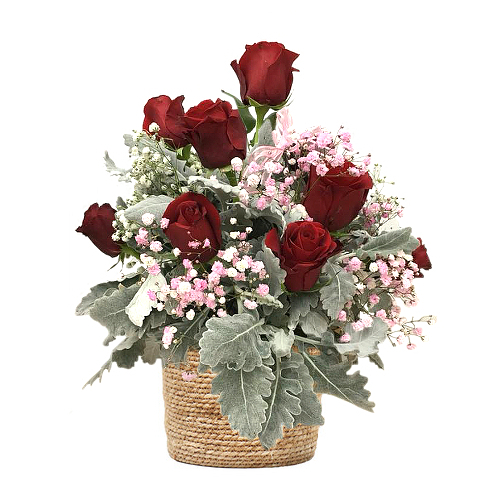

left=162, top=193, right=222, bottom=263
left=184, top=99, right=247, bottom=169
left=303, top=160, right=373, bottom=231
left=412, top=238, right=432, bottom=277
left=231, top=41, right=299, bottom=106
left=143, top=95, right=189, bottom=149
left=265, top=221, right=340, bottom=292
left=76, top=203, right=121, bottom=257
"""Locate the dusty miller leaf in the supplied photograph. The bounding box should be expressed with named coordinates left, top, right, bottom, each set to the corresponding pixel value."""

left=112, top=337, right=145, bottom=368
left=255, top=116, right=275, bottom=147
left=356, top=227, right=419, bottom=260
left=211, top=364, right=274, bottom=440
left=265, top=326, right=294, bottom=358
left=320, top=263, right=357, bottom=321
left=141, top=338, right=164, bottom=365
left=89, top=285, right=141, bottom=345
left=84, top=335, right=145, bottom=387
left=259, top=355, right=302, bottom=449
left=284, top=352, right=324, bottom=427
left=123, top=195, right=172, bottom=224
left=199, top=314, right=270, bottom=371
left=369, top=353, right=384, bottom=369
left=255, top=244, right=286, bottom=298
left=266, top=296, right=290, bottom=329
left=336, top=317, right=388, bottom=357
left=299, top=310, right=329, bottom=338
left=76, top=282, right=118, bottom=316
left=76, top=277, right=139, bottom=316
left=104, top=151, right=131, bottom=182
left=84, top=359, right=113, bottom=388
left=300, top=346, right=374, bottom=412
left=288, top=292, right=319, bottom=331
left=187, top=175, right=240, bottom=204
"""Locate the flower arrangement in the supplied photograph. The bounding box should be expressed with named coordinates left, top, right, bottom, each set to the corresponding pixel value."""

left=76, top=41, right=435, bottom=454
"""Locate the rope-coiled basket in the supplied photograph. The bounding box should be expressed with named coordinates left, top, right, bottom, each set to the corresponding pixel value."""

left=162, top=349, right=320, bottom=468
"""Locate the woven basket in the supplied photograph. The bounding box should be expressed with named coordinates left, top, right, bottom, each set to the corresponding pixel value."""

left=162, top=349, right=320, bottom=468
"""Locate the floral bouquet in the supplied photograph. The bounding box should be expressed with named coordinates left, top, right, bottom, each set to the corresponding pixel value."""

left=76, top=41, right=435, bottom=467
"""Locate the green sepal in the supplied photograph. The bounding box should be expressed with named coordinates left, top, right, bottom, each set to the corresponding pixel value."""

left=221, top=90, right=256, bottom=133
left=177, top=144, right=192, bottom=161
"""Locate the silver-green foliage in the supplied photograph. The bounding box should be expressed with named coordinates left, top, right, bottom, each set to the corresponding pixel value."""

left=336, top=317, right=388, bottom=357
left=76, top=277, right=139, bottom=316
left=258, top=352, right=324, bottom=449
left=301, top=346, right=374, bottom=412
left=299, top=310, right=329, bottom=337
left=123, top=195, right=172, bottom=224
left=211, top=364, right=275, bottom=440
left=84, top=334, right=145, bottom=387
left=104, top=151, right=131, bottom=182
left=320, top=263, right=357, bottom=321
left=356, top=227, right=419, bottom=260
left=287, top=292, right=319, bottom=331
left=267, top=326, right=294, bottom=358
left=199, top=314, right=271, bottom=371
left=89, top=284, right=141, bottom=345
left=258, top=355, right=302, bottom=449
left=285, top=353, right=324, bottom=427
left=187, top=175, right=240, bottom=204
left=255, top=244, right=286, bottom=298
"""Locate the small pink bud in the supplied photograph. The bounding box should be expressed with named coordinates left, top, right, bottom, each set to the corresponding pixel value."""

left=181, top=371, right=197, bottom=381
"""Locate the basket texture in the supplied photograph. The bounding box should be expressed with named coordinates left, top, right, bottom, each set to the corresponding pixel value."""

left=162, top=349, right=320, bottom=468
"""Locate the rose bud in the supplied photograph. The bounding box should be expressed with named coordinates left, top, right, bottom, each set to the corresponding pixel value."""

left=162, top=192, right=222, bottom=263
left=303, top=161, right=373, bottom=231
left=76, top=203, right=121, bottom=257
left=231, top=41, right=299, bottom=106
left=184, top=99, right=247, bottom=169
left=265, top=221, right=340, bottom=292
left=412, top=238, right=432, bottom=277
left=143, top=95, right=189, bottom=149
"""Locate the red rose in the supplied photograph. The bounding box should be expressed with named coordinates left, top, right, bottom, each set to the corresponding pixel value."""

left=76, top=203, right=121, bottom=257
left=303, top=161, right=373, bottom=231
left=412, top=238, right=432, bottom=277
left=163, top=193, right=222, bottom=263
left=184, top=99, right=247, bottom=169
left=231, top=41, right=299, bottom=106
left=265, top=221, right=340, bottom=292
left=143, top=95, right=189, bottom=149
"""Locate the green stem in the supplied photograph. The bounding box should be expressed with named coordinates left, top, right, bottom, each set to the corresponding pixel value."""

left=251, top=106, right=270, bottom=146
left=225, top=169, right=238, bottom=186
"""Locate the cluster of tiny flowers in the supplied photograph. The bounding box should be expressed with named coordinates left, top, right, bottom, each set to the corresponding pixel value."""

left=112, top=209, right=139, bottom=243
left=146, top=240, right=270, bottom=319
left=362, top=193, right=404, bottom=232
left=148, top=259, right=224, bottom=319
left=373, top=252, right=419, bottom=307
left=133, top=214, right=170, bottom=256
left=238, top=157, right=295, bottom=211
left=227, top=217, right=253, bottom=242
left=128, top=140, right=175, bottom=201
left=387, top=315, right=437, bottom=350
left=336, top=253, right=435, bottom=347
left=127, top=131, right=205, bottom=203
left=292, top=126, right=371, bottom=179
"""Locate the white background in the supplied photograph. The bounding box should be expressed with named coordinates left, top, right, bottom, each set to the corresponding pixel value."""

left=1, top=1, right=499, bottom=499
